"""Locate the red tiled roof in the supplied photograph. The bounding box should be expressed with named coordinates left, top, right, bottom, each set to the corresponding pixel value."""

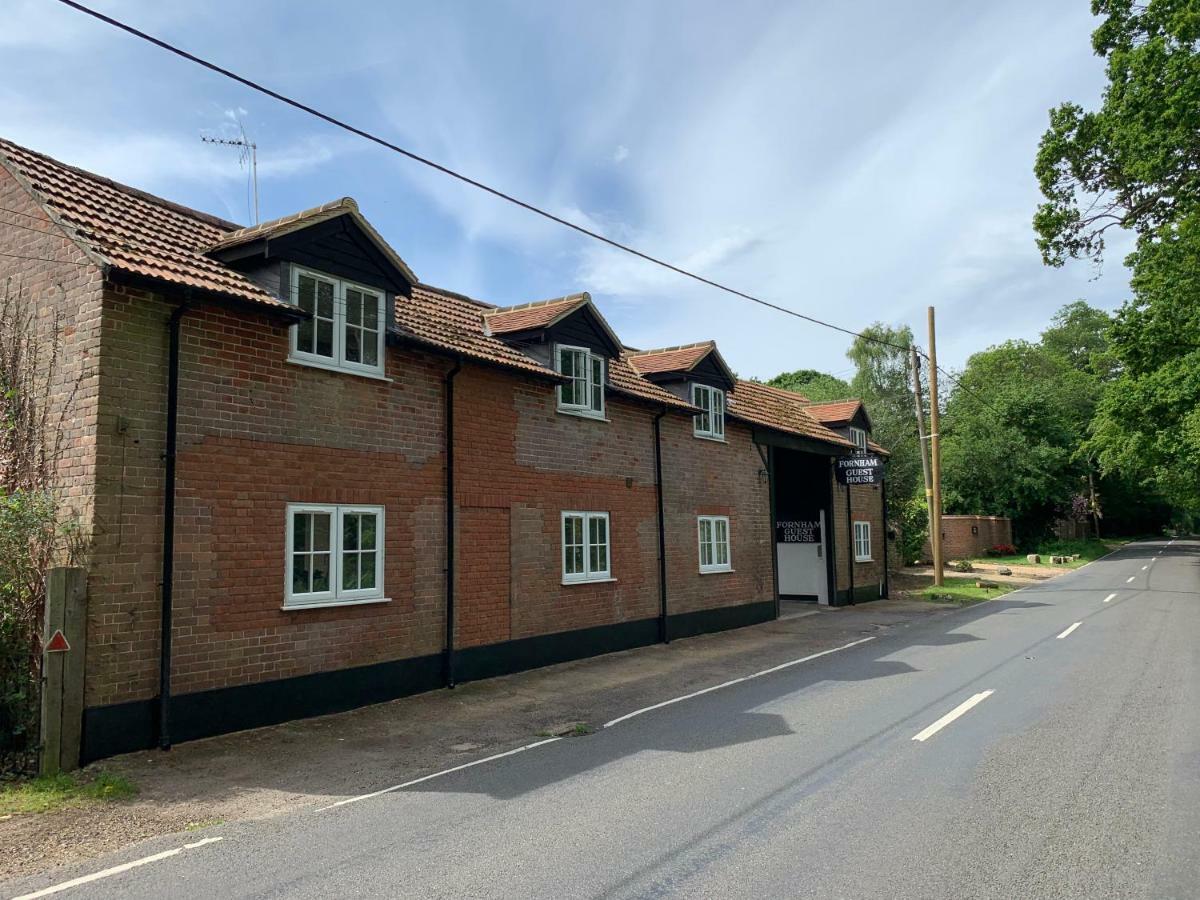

left=803, top=400, right=862, bottom=425
left=483, top=294, right=589, bottom=334
left=0, top=138, right=291, bottom=313
left=626, top=342, right=715, bottom=375
left=727, top=380, right=854, bottom=449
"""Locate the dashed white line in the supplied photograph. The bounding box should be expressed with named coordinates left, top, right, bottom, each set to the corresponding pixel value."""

left=912, top=690, right=994, bottom=742
left=12, top=837, right=222, bottom=900
left=604, top=636, right=877, bottom=728
left=1057, top=622, right=1083, bottom=640
left=1103, top=593, right=1116, bottom=603
left=1126, top=576, right=1136, bottom=584
left=1142, top=565, right=1149, bottom=571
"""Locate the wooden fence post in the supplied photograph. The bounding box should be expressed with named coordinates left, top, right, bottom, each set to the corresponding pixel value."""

left=40, top=567, right=87, bottom=775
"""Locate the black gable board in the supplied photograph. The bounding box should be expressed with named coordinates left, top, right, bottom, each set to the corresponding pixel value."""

left=544, top=305, right=620, bottom=358
left=268, top=216, right=410, bottom=295
left=689, top=352, right=735, bottom=390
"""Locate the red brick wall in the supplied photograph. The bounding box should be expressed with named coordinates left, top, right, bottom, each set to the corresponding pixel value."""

left=929, top=516, right=1013, bottom=560
left=659, top=416, right=773, bottom=614
left=0, top=164, right=103, bottom=545
left=830, top=476, right=886, bottom=601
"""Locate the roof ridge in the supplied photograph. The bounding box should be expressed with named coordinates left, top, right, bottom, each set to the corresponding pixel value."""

left=737, top=379, right=810, bottom=400
left=211, top=198, right=356, bottom=245
left=483, top=293, right=589, bottom=316
left=415, top=283, right=497, bottom=310
left=625, top=340, right=715, bottom=357
left=802, top=398, right=862, bottom=407
left=0, top=136, right=242, bottom=231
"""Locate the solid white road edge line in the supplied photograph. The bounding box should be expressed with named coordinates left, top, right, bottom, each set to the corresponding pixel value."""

left=12, top=837, right=222, bottom=900
left=604, top=635, right=878, bottom=729
left=1104, top=593, right=1117, bottom=603
left=1057, top=622, right=1083, bottom=639
left=911, top=690, right=994, bottom=742
left=315, top=738, right=563, bottom=812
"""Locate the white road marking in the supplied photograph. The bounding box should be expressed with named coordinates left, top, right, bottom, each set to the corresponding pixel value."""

left=604, top=636, right=878, bottom=728
left=316, top=738, right=562, bottom=811
left=911, top=690, right=994, bottom=742
left=1103, top=593, right=1116, bottom=603
left=1142, top=565, right=1149, bottom=571
left=1126, top=576, right=1136, bottom=583
left=1057, top=622, right=1083, bottom=640
left=12, top=837, right=222, bottom=900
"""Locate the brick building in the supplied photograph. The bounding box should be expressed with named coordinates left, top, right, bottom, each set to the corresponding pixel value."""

left=0, top=137, right=889, bottom=761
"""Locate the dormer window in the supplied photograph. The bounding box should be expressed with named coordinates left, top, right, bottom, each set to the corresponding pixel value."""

left=290, top=267, right=385, bottom=377
left=849, top=426, right=868, bottom=454
left=692, top=384, right=725, bottom=440
left=556, top=344, right=605, bottom=418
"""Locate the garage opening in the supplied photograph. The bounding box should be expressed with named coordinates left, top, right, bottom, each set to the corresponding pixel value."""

left=772, top=448, right=834, bottom=612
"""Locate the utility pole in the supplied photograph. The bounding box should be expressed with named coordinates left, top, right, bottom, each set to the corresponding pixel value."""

left=909, top=346, right=934, bottom=558
left=927, top=306, right=944, bottom=586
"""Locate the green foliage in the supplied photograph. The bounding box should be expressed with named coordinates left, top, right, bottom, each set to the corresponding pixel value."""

left=0, top=770, right=137, bottom=816
left=1034, top=0, right=1200, bottom=267
left=941, top=339, right=1098, bottom=541
left=918, top=576, right=1015, bottom=605
left=897, top=494, right=928, bottom=565
left=0, top=489, right=59, bottom=768
left=1034, top=1, right=1200, bottom=520
left=1040, top=300, right=1117, bottom=379
left=765, top=369, right=852, bottom=402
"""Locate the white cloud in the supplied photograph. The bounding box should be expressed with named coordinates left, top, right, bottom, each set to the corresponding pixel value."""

left=613, top=145, right=630, bottom=164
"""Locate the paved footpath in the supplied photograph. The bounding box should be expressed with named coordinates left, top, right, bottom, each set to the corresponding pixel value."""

left=6, top=540, right=1199, bottom=899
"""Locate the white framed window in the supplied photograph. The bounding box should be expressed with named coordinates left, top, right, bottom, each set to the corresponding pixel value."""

left=290, top=267, right=385, bottom=376
left=285, top=503, right=385, bottom=608
left=849, top=426, right=868, bottom=454
left=562, top=511, right=611, bottom=582
left=854, top=520, right=872, bottom=562
left=698, top=515, right=732, bottom=573
left=692, top=384, right=725, bottom=439
left=555, top=345, right=605, bottom=418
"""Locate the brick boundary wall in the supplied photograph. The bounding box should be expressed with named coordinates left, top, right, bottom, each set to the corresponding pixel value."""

left=923, top=515, right=1013, bottom=561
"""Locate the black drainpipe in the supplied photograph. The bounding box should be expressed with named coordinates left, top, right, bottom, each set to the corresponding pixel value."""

left=444, top=358, right=462, bottom=687
left=881, top=480, right=890, bottom=599
left=845, top=480, right=855, bottom=606
left=159, top=297, right=192, bottom=750
left=653, top=407, right=669, bottom=643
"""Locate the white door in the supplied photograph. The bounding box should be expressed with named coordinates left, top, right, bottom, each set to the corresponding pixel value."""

left=777, top=510, right=829, bottom=604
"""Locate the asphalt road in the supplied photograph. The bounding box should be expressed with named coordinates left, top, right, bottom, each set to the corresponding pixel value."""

left=9, top=540, right=1200, bottom=899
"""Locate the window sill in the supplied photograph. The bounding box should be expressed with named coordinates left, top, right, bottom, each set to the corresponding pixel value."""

left=281, top=596, right=391, bottom=611
left=854, top=558, right=873, bottom=564
left=286, top=356, right=393, bottom=383
left=693, top=433, right=727, bottom=443
left=561, top=577, right=617, bottom=586
left=557, top=407, right=609, bottom=422
left=699, top=567, right=735, bottom=575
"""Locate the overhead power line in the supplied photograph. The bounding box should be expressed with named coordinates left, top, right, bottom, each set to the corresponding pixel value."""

left=54, top=0, right=915, bottom=356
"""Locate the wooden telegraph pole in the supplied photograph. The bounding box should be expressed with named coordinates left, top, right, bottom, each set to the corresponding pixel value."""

left=927, top=307, right=944, bottom=586
left=909, top=346, right=934, bottom=557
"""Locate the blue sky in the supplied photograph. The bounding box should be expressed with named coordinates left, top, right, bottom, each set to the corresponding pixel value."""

left=4, top=0, right=1126, bottom=379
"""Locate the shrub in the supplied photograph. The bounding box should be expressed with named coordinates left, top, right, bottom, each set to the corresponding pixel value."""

left=952, top=559, right=974, bottom=572
left=984, top=544, right=1018, bottom=557
left=896, top=494, right=929, bottom=565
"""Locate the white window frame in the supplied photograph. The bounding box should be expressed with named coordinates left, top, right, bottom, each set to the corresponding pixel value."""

left=692, top=383, right=726, bottom=440
left=289, top=266, right=386, bottom=377
left=561, top=511, right=612, bottom=583
left=284, top=503, right=386, bottom=609
left=854, top=520, right=872, bottom=562
left=554, top=344, right=606, bottom=418
left=849, top=426, right=868, bottom=454
left=697, top=515, right=732, bottom=573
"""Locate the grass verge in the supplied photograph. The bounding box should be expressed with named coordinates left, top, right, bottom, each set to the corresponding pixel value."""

left=970, top=538, right=1124, bottom=570
left=918, top=576, right=1017, bottom=605
left=0, top=770, right=137, bottom=816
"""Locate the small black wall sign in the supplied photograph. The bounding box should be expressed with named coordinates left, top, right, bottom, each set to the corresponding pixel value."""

left=775, top=520, right=821, bottom=543
left=835, top=455, right=884, bottom=485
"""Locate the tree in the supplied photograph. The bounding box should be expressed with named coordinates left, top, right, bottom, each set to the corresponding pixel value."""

left=1034, top=0, right=1200, bottom=267
left=766, top=369, right=851, bottom=402
left=941, top=340, right=1099, bottom=542
left=1040, top=300, right=1116, bottom=379
left=1035, top=0, right=1200, bottom=521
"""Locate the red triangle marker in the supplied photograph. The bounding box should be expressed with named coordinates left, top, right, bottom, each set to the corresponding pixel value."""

left=46, top=630, right=70, bottom=653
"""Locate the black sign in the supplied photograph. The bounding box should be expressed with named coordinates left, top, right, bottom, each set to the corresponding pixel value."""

left=776, top=520, right=821, bottom=543
left=836, top=454, right=884, bottom=485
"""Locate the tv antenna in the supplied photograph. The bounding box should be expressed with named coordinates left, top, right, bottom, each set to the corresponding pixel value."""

left=201, top=122, right=259, bottom=224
